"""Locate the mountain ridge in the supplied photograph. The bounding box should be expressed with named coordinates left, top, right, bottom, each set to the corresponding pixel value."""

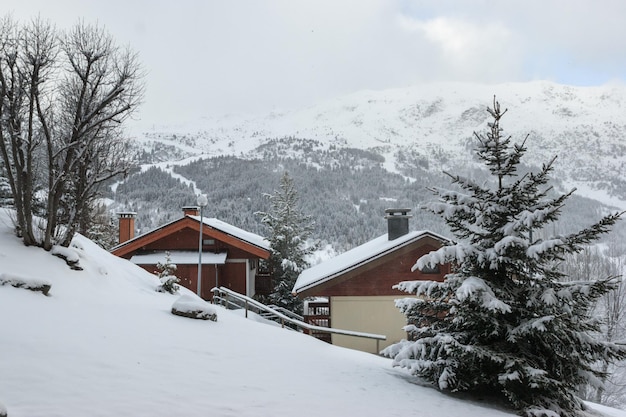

left=115, top=81, right=626, bottom=251
left=132, top=80, right=626, bottom=207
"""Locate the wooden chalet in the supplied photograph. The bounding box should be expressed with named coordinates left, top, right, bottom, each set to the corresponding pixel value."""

left=293, top=209, right=451, bottom=354
left=111, top=207, right=271, bottom=300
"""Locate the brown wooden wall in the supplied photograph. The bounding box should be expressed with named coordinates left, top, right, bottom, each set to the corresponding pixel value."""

left=310, top=237, right=450, bottom=297
left=139, top=263, right=225, bottom=300
left=221, top=262, right=247, bottom=295
left=137, top=226, right=259, bottom=259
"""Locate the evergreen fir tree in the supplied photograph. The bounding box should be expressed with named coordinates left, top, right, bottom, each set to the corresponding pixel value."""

left=257, top=172, right=315, bottom=314
left=383, top=98, right=626, bottom=417
left=84, top=203, right=118, bottom=250
left=0, top=174, right=12, bottom=207
left=156, top=251, right=180, bottom=294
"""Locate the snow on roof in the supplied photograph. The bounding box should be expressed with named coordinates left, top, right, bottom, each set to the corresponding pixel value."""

left=188, top=216, right=270, bottom=251
left=293, top=230, right=449, bottom=294
left=110, top=215, right=270, bottom=252
left=130, top=251, right=227, bottom=265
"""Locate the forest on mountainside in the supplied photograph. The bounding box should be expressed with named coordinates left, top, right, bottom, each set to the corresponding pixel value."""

left=127, top=140, right=453, bottom=250
left=1, top=135, right=619, bottom=252
left=110, top=138, right=621, bottom=252
left=114, top=166, right=197, bottom=234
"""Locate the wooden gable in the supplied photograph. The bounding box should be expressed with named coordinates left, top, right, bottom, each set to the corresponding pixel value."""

left=296, top=235, right=449, bottom=298
left=112, top=216, right=270, bottom=260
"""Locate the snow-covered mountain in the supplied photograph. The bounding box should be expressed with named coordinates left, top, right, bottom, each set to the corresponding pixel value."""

left=133, top=81, right=626, bottom=207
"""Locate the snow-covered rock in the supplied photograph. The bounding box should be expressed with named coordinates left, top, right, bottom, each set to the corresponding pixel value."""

left=51, top=245, right=82, bottom=270
left=0, top=272, right=51, bottom=295
left=171, top=294, right=217, bottom=321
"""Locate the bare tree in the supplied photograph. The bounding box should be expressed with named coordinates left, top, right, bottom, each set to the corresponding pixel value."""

left=0, top=16, right=143, bottom=249
left=0, top=17, right=57, bottom=245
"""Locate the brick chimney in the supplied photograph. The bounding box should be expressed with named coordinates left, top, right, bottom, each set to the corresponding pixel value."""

left=385, top=208, right=412, bottom=240
left=117, top=212, right=137, bottom=244
left=182, top=205, right=200, bottom=216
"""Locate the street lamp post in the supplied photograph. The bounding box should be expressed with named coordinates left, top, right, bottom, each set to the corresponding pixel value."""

left=196, top=194, right=208, bottom=298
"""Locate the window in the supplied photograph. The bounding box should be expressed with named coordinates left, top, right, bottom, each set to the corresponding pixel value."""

left=420, top=264, right=440, bottom=274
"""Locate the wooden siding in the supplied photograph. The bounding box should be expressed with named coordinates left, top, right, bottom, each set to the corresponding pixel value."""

left=255, top=273, right=272, bottom=296
left=112, top=217, right=270, bottom=260
left=138, top=262, right=223, bottom=300
left=302, top=236, right=450, bottom=297
left=221, top=262, right=247, bottom=295
left=129, top=227, right=261, bottom=260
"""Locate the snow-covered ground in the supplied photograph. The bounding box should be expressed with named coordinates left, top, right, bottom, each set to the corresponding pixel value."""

left=0, top=209, right=624, bottom=417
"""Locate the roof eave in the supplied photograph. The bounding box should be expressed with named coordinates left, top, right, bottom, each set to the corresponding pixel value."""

left=293, top=230, right=452, bottom=296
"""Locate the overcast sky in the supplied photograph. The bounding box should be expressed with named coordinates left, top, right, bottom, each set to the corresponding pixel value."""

left=5, top=0, right=626, bottom=128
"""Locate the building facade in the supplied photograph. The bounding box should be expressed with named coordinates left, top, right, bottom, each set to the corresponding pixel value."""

left=294, top=209, right=451, bottom=353
left=111, top=207, right=271, bottom=300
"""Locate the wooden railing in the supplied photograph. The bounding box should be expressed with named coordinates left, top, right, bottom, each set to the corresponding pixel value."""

left=303, top=300, right=332, bottom=343
left=211, top=286, right=386, bottom=351
left=266, top=305, right=304, bottom=322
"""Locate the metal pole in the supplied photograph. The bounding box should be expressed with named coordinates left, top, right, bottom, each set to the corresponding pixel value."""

left=197, top=206, right=203, bottom=298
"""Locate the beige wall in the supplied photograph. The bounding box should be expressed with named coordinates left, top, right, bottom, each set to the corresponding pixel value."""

left=330, top=295, right=410, bottom=354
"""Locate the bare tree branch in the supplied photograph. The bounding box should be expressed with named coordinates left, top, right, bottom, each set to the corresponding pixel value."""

left=0, top=16, right=143, bottom=250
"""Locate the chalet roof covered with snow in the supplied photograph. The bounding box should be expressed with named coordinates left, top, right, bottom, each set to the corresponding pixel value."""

left=188, top=216, right=270, bottom=251
left=111, top=215, right=270, bottom=253
left=293, top=230, right=450, bottom=295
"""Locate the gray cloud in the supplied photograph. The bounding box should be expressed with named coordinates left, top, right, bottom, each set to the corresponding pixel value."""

left=4, top=0, right=625, bottom=127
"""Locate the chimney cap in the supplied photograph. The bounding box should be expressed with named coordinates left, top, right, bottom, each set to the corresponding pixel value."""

left=116, top=211, right=137, bottom=218
left=182, top=205, right=200, bottom=217
left=385, top=208, right=412, bottom=240
left=384, top=208, right=412, bottom=217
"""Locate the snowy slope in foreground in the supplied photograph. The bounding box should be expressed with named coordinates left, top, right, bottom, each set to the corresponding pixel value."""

left=0, top=211, right=623, bottom=417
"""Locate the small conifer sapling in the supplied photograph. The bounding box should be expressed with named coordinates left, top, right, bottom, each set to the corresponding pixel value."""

left=156, top=251, right=180, bottom=294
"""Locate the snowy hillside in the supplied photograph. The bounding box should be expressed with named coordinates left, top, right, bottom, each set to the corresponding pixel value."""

left=0, top=210, right=523, bottom=416
left=133, top=81, right=626, bottom=207
left=1, top=211, right=625, bottom=417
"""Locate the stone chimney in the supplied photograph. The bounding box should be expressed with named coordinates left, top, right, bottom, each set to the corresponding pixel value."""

left=182, top=206, right=200, bottom=216
left=117, top=212, right=137, bottom=244
left=385, top=208, right=412, bottom=240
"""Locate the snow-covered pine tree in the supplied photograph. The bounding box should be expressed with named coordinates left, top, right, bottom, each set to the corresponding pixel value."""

left=84, top=203, right=118, bottom=250
left=257, top=172, right=315, bottom=314
left=156, top=251, right=180, bottom=294
left=382, top=98, right=626, bottom=417
left=0, top=174, right=12, bottom=207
